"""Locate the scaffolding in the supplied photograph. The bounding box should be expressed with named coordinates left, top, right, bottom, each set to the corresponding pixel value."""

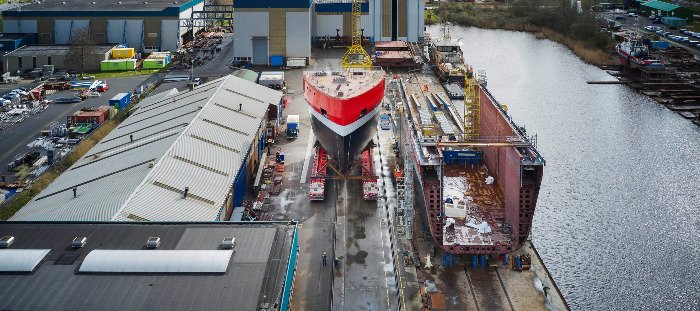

left=463, top=72, right=481, bottom=141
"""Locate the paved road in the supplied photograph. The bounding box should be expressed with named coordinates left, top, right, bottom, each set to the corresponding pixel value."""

left=0, top=76, right=148, bottom=182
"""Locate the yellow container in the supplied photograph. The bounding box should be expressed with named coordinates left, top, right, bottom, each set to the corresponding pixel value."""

left=112, top=48, right=135, bottom=59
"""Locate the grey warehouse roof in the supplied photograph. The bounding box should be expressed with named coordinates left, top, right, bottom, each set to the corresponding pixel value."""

left=11, top=0, right=199, bottom=11
left=12, top=75, right=281, bottom=222
left=5, top=45, right=115, bottom=57
left=0, top=221, right=296, bottom=311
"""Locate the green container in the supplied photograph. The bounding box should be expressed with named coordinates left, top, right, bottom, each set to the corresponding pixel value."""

left=143, top=59, right=166, bottom=69
left=100, top=59, right=137, bottom=71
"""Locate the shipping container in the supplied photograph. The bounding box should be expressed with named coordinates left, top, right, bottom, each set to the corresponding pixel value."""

left=270, top=55, right=284, bottom=67
left=112, top=47, right=136, bottom=59
left=67, top=106, right=111, bottom=127
left=142, top=52, right=171, bottom=69
left=100, top=59, right=137, bottom=71
left=649, top=40, right=670, bottom=50
left=443, top=149, right=483, bottom=165
left=109, top=93, right=131, bottom=110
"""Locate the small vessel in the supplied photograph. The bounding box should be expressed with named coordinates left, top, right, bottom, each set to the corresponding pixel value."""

left=616, top=38, right=661, bottom=68
left=303, top=68, right=385, bottom=172
left=427, top=24, right=469, bottom=83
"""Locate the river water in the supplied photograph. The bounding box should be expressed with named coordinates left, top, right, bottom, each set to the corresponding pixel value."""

left=427, top=26, right=700, bottom=310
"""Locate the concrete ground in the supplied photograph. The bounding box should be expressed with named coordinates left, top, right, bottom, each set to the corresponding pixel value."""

left=0, top=76, right=149, bottom=182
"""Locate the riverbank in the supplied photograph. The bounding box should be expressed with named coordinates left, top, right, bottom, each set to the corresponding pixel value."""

left=431, top=3, right=615, bottom=66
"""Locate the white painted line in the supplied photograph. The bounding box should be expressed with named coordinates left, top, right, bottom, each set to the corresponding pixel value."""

left=300, top=131, right=315, bottom=184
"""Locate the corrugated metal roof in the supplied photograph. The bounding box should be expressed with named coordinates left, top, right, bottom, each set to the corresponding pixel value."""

left=12, top=75, right=281, bottom=222
left=642, top=0, right=680, bottom=11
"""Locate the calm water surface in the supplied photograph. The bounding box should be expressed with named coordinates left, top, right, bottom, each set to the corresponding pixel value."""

left=427, top=26, right=700, bottom=311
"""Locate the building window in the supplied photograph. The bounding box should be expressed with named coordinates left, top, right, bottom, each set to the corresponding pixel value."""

left=48, top=57, right=52, bottom=65
left=32, top=57, right=36, bottom=69
left=18, top=57, right=22, bottom=69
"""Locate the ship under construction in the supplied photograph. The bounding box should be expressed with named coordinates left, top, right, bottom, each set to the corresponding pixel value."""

left=392, top=35, right=545, bottom=255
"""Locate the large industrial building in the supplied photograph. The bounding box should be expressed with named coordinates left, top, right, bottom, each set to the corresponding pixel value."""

left=3, top=44, right=115, bottom=74
left=232, top=0, right=425, bottom=65
left=1, top=0, right=205, bottom=52
left=11, top=75, right=282, bottom=222
left=2, top=0, right=425, bottom=67
left=0, top=221, right=298, bottom=310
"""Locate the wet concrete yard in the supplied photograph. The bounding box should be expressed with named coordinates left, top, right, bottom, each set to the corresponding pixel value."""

left=251, top=49, right=568, bottom=310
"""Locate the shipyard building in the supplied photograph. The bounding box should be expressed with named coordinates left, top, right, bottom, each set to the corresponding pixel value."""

left=232, top=0, right=425, bottom=64
left=1, top=0, right=205, bottom=52
left=11, top=75, right=282, bottom=222
left=0, top=221, right=298, bottom=310
left=2, top=0, right=424, bottom=66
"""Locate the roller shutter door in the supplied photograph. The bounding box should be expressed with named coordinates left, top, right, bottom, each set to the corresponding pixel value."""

left=125, top=20, right=144, bottom=51
left=106, top=20, right=143, bottom=50
left=252, top=37, right=268, bottom=65
left=54, top=20, right=89, bottom=44
left=3, top=20, right=37, bottom=33
left=160, top=20, right=179, bottom=51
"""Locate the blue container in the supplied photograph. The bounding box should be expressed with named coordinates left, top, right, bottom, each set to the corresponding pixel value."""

left=650, top=41, right=669, bottom=50
left=270, top=55, right=284, bottom=67
left=109, top=93, right=131, bottom=110
left=443, top=149, right=482, bottom=165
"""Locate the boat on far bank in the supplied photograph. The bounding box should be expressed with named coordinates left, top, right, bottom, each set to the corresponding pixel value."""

left=616, top=38, right=662, bottom=68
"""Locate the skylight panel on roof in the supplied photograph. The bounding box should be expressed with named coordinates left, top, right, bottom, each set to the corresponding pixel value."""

left=79, top=250, right=233, bottom=273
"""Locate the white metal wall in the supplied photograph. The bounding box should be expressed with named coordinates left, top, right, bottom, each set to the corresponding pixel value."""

left=54, top=20, right=90, bottom=44
left=406, top=0, right=420, bottom=42
left=314, top=15, right=342, bottom=37
left=160, top=20, right=179, bottom=52
left=2, top=20, right=37, bottom=33
left=286, top=12, right=311, bottom=57
left=362, top=15, right=373, bottom=40
left=233, top=12, right=269, bottom=59
left=418, top=0, right=425, bottom=42
left=369, top=0, right=389, bottom=42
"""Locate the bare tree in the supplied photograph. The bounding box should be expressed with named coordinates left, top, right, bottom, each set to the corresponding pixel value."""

left=65, top=28, right=99, bottom=74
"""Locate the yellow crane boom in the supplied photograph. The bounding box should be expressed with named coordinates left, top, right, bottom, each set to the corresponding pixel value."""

left=341, top=0, right=372, bottom=68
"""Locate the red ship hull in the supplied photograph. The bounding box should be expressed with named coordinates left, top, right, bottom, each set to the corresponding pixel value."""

left=303, top=73, right=385, bottom=172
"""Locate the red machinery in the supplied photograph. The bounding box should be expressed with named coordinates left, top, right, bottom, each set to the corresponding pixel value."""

left=360, top=148, right=379, bottom=200
left=309, top=146, right=329, bottom=201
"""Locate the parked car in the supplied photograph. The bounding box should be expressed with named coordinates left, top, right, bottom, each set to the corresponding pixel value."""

left=649, top=14, right=656, bottom=20
left=628, top=12, right=637, bottom=17
left=652, top=18, right=661, bottom=24
left=615, top=16, right=626, bottom=21
left=96, top=84, right=109, bottom=92
left=85, top=91, right=101, bottom=98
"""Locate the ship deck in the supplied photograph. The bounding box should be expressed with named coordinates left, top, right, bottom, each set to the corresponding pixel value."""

left=401, top=73, right=465, bottom=139
left=442, top=165, right=514, bottom=248
left=303, top=68, right=384, bottom=99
